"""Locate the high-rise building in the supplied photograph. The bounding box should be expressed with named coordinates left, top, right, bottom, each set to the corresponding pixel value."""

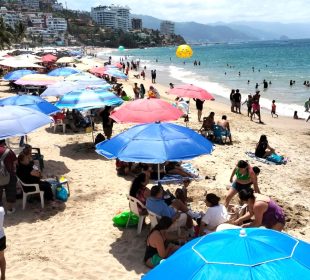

left=160, top=20, right=175, bottom=35
left=91, top=5, right=130, bottom=31
left=131, top=18, right=142, bottom=30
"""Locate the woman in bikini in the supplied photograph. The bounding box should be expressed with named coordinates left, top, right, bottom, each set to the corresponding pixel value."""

left=225, top=160, right=260, bottom=207
left=144, top=217, right=179, bottom=268
left=233, top=188, right=285, bottom=231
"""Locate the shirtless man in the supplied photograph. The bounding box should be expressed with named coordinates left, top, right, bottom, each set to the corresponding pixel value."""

left=217, top=115, right=232, bottom=143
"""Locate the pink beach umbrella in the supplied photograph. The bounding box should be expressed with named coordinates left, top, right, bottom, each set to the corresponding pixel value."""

left=41, top=54, right=57, bottom=63
left=14, top=74, right=63, bottom=86
left=168, top=84, right=215, bottom=100
left=110, top=98, right=184, bottom=123
left=89, top=67, right=107, bottom=76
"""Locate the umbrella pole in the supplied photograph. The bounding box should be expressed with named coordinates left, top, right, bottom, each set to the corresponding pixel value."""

left=90, top=116, right=95, bottom=143
left=157, top=164, right=160, bottom=182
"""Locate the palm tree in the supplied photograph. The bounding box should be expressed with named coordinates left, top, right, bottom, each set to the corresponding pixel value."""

left=13, top=21, right=27, bottom=43
left=0, top=18, right=12, bottom=50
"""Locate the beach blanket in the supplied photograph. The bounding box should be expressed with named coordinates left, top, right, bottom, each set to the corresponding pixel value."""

left=245, top=152, right=288, bottom=165
left=156, top=163, right=203, bottom=184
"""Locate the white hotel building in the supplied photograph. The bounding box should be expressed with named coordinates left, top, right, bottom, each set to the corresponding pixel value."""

left=91, top=5, right=130, bottom=31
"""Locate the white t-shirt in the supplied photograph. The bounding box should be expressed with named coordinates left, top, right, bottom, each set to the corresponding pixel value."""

left=202, top=204, right=228, bottom=232
left=0, top=207, right=5, bottom=238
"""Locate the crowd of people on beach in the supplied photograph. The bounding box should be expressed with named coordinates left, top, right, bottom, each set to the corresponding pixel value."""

left=0, top=49, right=308, bottom=278
left=125, top=144, right=285, bottom=268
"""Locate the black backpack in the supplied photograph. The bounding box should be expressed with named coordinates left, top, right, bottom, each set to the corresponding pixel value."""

left=95, top=133, right=106, bottom=145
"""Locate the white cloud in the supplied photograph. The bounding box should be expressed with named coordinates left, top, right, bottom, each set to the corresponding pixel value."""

left=59, top=0, right=310, bottom=23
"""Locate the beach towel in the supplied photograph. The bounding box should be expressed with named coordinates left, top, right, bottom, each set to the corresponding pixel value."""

left=245, top=152, right=288, bottom=165
left=156, top=163, right=203, bottom=184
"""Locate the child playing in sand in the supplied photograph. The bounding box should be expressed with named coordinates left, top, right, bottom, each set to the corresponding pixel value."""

left=271, top=100, right=278, bottom=118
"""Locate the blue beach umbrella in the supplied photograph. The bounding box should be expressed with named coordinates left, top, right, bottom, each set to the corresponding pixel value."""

left=143, top=228, right=310, bottom=280
left=3, top=69, right=36, bottom=81
left=55, top=88, right=123, bottom=110
left=0, top=95, right=59, bottom=115
left=95, top=122, right=213, bottom=163
left=47, top=67, right=81, bottom=77
left=106, top=69, right=128, bottom=80
left=0, top=105, right=52, bottom=140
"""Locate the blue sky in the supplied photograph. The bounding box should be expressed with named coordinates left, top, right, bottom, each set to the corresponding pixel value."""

left=59, top=0, right=310, bottom=24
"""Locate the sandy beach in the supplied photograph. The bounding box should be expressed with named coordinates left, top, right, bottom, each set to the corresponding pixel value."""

left=0, top=54, right=309, bottom=279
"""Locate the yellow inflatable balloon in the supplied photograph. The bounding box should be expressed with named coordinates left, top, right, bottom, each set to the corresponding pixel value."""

left=176, top=44, right=193, bottom=59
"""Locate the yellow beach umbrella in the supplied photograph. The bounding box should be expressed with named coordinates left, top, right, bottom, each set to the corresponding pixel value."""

left=56, top=56, right=76, bottom=64
left=176, top=44, right=193, bottom=59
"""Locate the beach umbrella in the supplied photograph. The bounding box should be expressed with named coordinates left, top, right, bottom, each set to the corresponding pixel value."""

left=3, top=70, right=36, bottom=81
left=47, top=67, right=81, bottom=77
left=0, top=57, right=44, bottom=68
left=0, top=105, right=52, bottom=140
left=143, top=228, right=310, bottom=280
left=56, top=56, right=76, bottom=64
left=118, top=46, right=125, bottom=51
left=176, top=44, right=193, bottom=59
left=64, top=72, right=103, bottom=82
left=96, top=122, right=213, bottom=163
left=55, top=88, right=123, bottom=110
left=168, top=84, right=215, bottom=100
left=106, top=69, right=128, bottom=80
left=14, top=74, right=63, bottom=86
left=41, top=54, right=57, bottom=63
left=0, top=95, right=59, bottom=115
left=41, top=80, right=109, bottom=97
left=89, top=67, right=107, bottom=76
left=110, top=99, right=184, bottom=123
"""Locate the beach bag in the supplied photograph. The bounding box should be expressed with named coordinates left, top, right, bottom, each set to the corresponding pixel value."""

left=56, top=184, right=69, bottom=202
left=0, top=149, right=10, bottom=186
left=267, top=153, right=284, bottom=164
left=112, top=211, right=139, bottom=227
left=95, top=133, right=106, bottom=145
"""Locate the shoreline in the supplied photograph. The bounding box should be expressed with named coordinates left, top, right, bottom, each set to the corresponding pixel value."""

left=120, top=45, right=310, bottom=119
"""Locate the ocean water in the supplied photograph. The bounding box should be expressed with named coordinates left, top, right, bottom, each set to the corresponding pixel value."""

left=100, top=39, right=310, bottom=118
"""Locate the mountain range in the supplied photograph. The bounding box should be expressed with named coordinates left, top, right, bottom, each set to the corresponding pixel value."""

left=132, top=14, right=310, bottom=42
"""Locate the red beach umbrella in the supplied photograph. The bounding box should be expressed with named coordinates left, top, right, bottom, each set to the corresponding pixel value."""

left=41, top=54, right=57, bottom=63
left=110, top=98, right=184, bottom=123
left=168, top=84, right=215, bottom=100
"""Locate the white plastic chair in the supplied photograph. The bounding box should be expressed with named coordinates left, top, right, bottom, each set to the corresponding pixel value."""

left=147, top=209, right=181, bottom=235
left=53, top=119, right=66, bottom=133
left=126, top=195, right=147, bottom=234
left=17, top=177, right=44, bottom=210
